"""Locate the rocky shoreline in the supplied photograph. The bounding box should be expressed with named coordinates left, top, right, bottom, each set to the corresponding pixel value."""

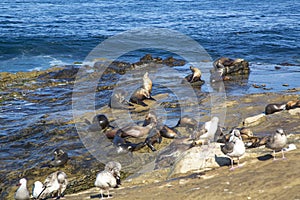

left=65, top=137, right=300, bottom=200
left=64, top=93, right=300, bottom=199
left=2, top=55, right=300, bottom=199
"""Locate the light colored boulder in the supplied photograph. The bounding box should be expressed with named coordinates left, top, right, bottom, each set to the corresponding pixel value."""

left=288, top=108, right=300, bottom=115
left=169, top=143, right=230, bottom=177
left=243, top=113, right=266, bottom=127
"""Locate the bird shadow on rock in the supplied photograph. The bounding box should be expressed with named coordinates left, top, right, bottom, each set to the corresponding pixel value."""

left=257, top=154, right=273, bottom=161
left=90, top=194, right=112, bottom=199
left=214, top=155, right=231, bottom=166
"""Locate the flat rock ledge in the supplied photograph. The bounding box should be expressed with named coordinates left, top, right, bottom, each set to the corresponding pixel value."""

left=243, top=107, right=300, bottom=127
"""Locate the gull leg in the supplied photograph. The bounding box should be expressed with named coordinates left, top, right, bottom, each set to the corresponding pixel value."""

left=272, top=150, right=277, bottom=161
left=100, top=189, right=104, bottom=199
left=229, top=157, right=235, bottom=171
left=281, top=149, right=286, bottom=160
left=107, top=189, right=112, bottom=198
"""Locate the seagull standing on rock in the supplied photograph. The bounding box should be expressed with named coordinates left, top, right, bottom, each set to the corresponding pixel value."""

left=221, top=129, right=246, bottom=170
left=38, top=171, right=68, bottom=199
left=32, top=181, right=43, bottom=199
left=14, top=178, right=30, bottom=200
left=94, top=161, right=122, bottom=199
left=190, top=116, right=219, bottom=147
left=266, top=128, right=287, bottom=160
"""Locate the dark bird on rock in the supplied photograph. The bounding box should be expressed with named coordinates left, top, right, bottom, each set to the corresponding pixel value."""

left=49, top=148, right=69, bottom=167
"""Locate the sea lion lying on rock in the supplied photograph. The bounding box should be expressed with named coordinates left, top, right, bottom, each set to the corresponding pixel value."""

left=211, top=57, right=250, bottom=81
left=265, top=99, right=300, bottom=115
left=86, top=114, right=113, bottom=132
left=265, top=103, right=286, bottom=115
left=286, top=100, right=300, bottom=110
left=144, top=128, right=162, bottom=152
left=109, top=89, right=134, bottom=110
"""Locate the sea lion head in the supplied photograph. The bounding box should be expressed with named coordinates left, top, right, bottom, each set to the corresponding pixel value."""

left=92, top=114, right=110, bottom=130
left=143, top=72, right=153, bottom=92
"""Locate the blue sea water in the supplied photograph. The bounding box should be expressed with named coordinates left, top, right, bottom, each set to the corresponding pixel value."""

left=1, top=0, right=300, bottom=72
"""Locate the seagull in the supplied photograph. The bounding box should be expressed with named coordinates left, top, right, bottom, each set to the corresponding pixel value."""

left=221, top=129, right=246, bottom=170
left=105, top=161, right=122, bottom=186
left=191, top=117, right=219, bottom=146
left=95, top=161, right=122, bottom=199
left=266, top=128, right=287, bottom=160
left=38, top=171, right=68, bottom=199
left=199, top=117, right=219, bottom=141
left=14, top=178, right=30, bottom=200
left=32, top=181, right=43, bottom=199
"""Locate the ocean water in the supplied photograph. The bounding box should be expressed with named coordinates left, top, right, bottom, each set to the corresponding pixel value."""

left=1, top=0, right=300, bottom=72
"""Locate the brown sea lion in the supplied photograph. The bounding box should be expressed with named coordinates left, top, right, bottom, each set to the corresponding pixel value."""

left=113, top=131, right=145, bottom=153
left=108, top=89, right=134, bottom=110
left=130, top=72, right=155, bottom=106
left=214, top=57, right=235, bottom=69
left=130, top=87, right=152, bottom=106
left=105, top=128, right=119, bottom=139
left=143, top=112, right=179, bottom=139
left=286, top=100, right=300, bottom=110
left=265, top=103, right=286, bottom=115
left=118, top=113, right=157, bottom=138
left=184, top=66, right=205, bottom=85
left=142, top=72, right=153, bottom=94
left=144, top=128, right=162, bottom=152
left=175, top=115, right=198, bottom=128
left=212, top=57, right=249, bottom=78
left=87, top=114, right=113, bottom=132
left=217, top=127, right=267, bottom=148
left=106, top=112, right=157, bottom=140
left=159, top=125, right=180, bottom=139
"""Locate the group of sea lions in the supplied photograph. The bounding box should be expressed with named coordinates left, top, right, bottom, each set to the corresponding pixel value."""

left=212, top=57, right=250, bottom=81
left=88, top=112, right=181, bottom=153
left=265, top=99, right=300, bottom=115
left=109, top=66, right=205, bottom=109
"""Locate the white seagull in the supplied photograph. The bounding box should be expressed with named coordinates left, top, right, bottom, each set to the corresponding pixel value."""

left=38, top=171, right=68, bottom=199
left=192, top=116, right=219, bottom=142
left=14, top=178, right=30, bottom=200
left=95, top=161, right=122, bottom=199
left=32, top=181, right=44, bottom=199
left=266, top=128, right=287, bottom=160
left=221, top=129, right=246, bottom=170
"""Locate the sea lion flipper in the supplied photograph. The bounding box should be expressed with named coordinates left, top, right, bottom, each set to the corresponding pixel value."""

left=145, top=142, right=157, bottom=152
left=136, top=100, right=148, bottom=107
left=147, top=96, right=156, bottom=101
left=84, top=118, right=91, bottom=125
